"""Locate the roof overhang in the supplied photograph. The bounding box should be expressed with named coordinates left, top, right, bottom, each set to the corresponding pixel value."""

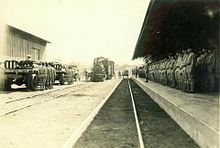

left=133, top=0, right=219, bottom=60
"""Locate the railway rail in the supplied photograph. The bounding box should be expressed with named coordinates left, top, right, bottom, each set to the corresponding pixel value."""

left=73, top=78, right=199, bottom=148
left=0, top=83, right=95, bottom=117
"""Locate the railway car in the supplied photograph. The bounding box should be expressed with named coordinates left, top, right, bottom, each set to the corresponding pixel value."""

left=89, top=57, right=115, bottom=82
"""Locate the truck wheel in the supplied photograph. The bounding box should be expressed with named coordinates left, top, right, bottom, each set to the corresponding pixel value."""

left=32, top=76, right=39, bottom=90
left=3, top=79, right=12, bottom=91
left=26, top=74, right=36, bottom=90
left=60, top=75, right=64, bottom=85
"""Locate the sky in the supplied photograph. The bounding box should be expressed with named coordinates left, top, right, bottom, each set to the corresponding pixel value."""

left=0, top=0, right=149, bottom=65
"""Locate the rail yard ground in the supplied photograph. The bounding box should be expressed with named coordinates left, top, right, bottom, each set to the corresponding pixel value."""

left=0, top=79, right=120, bottom=148
left=0, top=78, right=217, bottom=148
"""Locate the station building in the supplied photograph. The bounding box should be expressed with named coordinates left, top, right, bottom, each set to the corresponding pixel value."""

left=0, top=24, right=50, bottom=62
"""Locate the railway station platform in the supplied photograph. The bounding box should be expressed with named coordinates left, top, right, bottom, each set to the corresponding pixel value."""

left=133, top=78, right=219, bottom=148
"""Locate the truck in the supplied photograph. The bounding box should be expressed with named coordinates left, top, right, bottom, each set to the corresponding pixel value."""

left=53, top=63, right=75, bottom=85
left=3, top=60, right=41, bottom=90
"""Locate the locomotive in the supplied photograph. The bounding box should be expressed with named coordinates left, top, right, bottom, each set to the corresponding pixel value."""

left=88, top=57, right=115, bottom=82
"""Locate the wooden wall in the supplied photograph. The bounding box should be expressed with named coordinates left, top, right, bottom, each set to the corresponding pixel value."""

left=4, top=26, right=47, bottom=61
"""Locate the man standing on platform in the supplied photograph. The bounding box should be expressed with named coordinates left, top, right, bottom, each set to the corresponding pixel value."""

left=145, top=62, right=149, bottom=82
left=135, top=67, right=138, bottom=78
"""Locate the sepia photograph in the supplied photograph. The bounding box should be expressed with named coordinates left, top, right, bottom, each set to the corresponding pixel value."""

left=0, top=0, right=219, bottom=147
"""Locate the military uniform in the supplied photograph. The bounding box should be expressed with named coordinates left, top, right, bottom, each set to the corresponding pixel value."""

left=175, top=52, right=183, bottom=89
left=206, top=50, right=216, bottom=91
left=180, top=50, right=189, bottom=91
left=167, top=56, right=176, bottom=88
left=144, top=63, right=149, bottom=82
left=185, top=49, right=196, bottom=92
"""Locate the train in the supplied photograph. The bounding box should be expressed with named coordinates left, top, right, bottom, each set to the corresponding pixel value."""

left=88, top=57, right=115, bottom=82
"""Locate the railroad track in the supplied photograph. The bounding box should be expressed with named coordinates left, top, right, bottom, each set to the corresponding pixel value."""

left=72, top=78, right=198, bottom=148
left=5, top=83, right=83, bottom=104
left=0, top=83, right=95, bottom=117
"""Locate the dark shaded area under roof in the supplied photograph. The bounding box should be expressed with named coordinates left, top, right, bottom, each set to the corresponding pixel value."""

left=133, top=0, right=219, bottom=61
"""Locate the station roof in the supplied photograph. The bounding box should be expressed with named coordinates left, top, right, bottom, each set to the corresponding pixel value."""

left=8, top=25, right=51, bottom=44
left=133, top=0, right=219, bottom=60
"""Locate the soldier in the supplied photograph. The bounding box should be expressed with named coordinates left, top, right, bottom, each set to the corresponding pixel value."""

left=170, top=55, right=177, bottom=88
left=144, top=62, right=149, bottom=82
left=41, top=62, right=47, bottom=90
left=156, top=62, right=160, bottom=83
left=51, top=63, right=56, bottom=85
left=195, top=51, right=203, bottom=91
left=148, top=64, right=152, bottom=81
left=49, top=62, right=56, bottom=88
left=175, top=51, right=183, bottom=89
left=206, top=50, right=216, bottom=91
left=195, top=49, right=208, bottom=92
left=159, top=61, right=163, bottom=84
left=135, top=67, right=138, bottom=78
left=201, top=49, right=209, bottom=92
left=185, top=49, right=196, bottom=92
left=38, top=62, right=44, bottom=90
left=181, top=50, right=189, bottom=91
left=164, top=58, right=170, bottom=86
left=48, top=63, right=54, bottom=88
left=44, top=62, right=49, bottom=89
left=24, top=55, right=33, bottom=68
left=167, top=55, right=175, bottom=87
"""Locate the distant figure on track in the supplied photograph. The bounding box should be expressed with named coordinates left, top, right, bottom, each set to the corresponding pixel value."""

left=118, top=71, right=121, bottom=79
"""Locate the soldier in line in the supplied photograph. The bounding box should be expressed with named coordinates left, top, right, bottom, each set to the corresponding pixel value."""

left=185, top=49, right=196, bottom=92
left=48, top=63, right=55, bottom=88
left=194, top=51, right=202, bottom=91
left=135, top=67, right=138, bottom=78
left=199, top=49, right=208, bottom=92
left=41, top=62, right=47, bottom=90
left=164, top=58, right=169, bottom=86
left=38, top=62, right=45, bottom=90
left=206, top=50, right=216, bottom=91
left=166, top=57, right=171, bottom=86
left=175, top=52, right=183, bottom=89
left=167, top=55, right=176, bottom=88
left=195, top=49, right=208, bottom=91
left=180, top=50, right=188, bottom=91
left=49, top=62, right=56, bottom=88
left=148, top=64, right=153, bottom=81
left=45, top=62, right=50, bottom=90
left=144, top=62, right=149, bottom=82
left=159, top=61, right=163, bottom=84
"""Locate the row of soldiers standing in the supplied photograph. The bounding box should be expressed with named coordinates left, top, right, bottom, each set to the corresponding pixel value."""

left=147, top=48, right=217, bottom=93
left=36, top=62, right=56, bottom=90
